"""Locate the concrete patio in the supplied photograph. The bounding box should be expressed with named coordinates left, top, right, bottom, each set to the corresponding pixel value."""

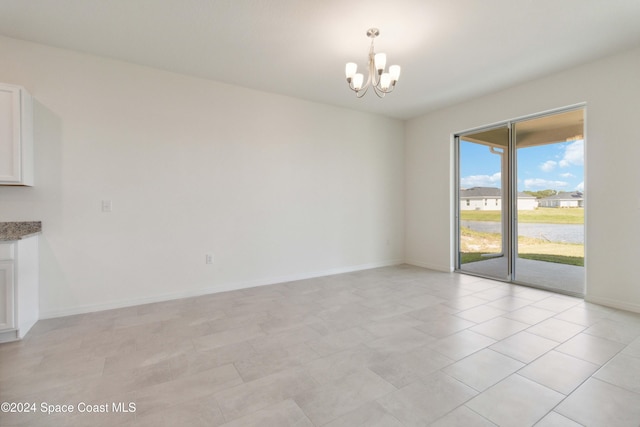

left=460, top=256, right=585, bottom=295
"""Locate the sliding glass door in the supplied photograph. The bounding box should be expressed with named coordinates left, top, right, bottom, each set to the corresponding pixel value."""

left=513, top=110, right=585, bottom=294
left=456, top=107, right=585, bottom=295
left=457, top=126, right=510, bottom=280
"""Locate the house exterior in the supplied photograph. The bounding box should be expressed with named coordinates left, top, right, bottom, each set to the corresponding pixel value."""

left=459, top=187, right=538, bottom=211
left=538, top=191, right=584, bottom=208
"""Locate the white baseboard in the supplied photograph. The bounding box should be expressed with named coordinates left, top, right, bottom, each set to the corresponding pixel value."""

left=39, top=258, right=405, bottom=319
left=585, top=295, right=640, bottom=314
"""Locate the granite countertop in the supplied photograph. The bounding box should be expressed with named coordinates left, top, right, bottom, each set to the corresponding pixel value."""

left=0, top=222, right=42, bottom=241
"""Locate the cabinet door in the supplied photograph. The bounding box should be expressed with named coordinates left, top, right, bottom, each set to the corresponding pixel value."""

left=0, top=261, right=15, bottom=330
left=0, top=85, right=22, bottom=183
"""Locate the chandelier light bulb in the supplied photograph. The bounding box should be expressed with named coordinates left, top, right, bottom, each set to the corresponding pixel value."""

left=374, top=53, right=387, bottom=73
left=380, top=73, right=391, bottom=90
left=353, top=73, right=364, bottom=90
left=344, top=28, right=400, bottom=98
left=345, top=62, right=357, bottom=80
left=389, top=65, right=401, bottom=82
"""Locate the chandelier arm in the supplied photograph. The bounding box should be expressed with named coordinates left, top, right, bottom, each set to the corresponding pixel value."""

left=372, top=85, right=386, bottom=98
left=346, top=79, right=370, bottom=97
left=355, top=86, right=369, bottom=98
left=347, top=80, right=369, bottom=95
left=379, top=84, right=396, bottom=94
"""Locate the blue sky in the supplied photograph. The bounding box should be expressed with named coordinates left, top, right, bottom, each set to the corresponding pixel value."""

left=460, top=139, right=584, bottom=192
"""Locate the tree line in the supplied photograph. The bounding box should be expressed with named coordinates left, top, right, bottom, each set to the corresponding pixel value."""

left=523, top=189, right=558, bottom=199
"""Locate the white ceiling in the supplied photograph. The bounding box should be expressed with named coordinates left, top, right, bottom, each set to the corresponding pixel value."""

left=1, top=0, right=640, bottom=119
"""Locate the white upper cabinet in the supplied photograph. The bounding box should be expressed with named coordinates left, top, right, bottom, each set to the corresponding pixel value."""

left=0, top=83, right=34, bottom=186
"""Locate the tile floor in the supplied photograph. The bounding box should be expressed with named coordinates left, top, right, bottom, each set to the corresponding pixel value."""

left=1, top=265, right=640, bottom=426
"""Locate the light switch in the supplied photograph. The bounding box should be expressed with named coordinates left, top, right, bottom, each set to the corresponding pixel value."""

left=101, top=200, right=112, bottom=213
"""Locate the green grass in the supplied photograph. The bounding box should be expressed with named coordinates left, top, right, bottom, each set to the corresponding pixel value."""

left=518, top=253, right=584, bottom=266
left=460, top=252, right=491, bottom=264
left=460, top=208, right=584, bottom=224
left=462, top=252, right=584, bottom=266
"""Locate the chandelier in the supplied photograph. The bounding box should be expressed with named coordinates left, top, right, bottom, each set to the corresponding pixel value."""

left=345, top=28, right=401, bottom=98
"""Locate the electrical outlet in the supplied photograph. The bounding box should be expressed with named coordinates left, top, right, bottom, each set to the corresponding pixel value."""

left=205, top=253, right=214, bottom=265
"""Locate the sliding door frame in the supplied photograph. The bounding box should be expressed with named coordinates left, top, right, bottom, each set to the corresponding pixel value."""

left=454, top=122, right=512, bottom=280
left=454, top=103, right=586, bottom=295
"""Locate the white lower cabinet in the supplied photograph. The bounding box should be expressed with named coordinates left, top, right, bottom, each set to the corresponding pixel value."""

left=0, top=260, right=15, bottom=330
left=0, top=237, right=38, bottom=342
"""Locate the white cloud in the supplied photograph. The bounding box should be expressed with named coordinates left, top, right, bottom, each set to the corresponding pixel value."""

left=524, top=178, right=569, bottom=189
left=461, top=172, right=501, bottom=188
left=575, top=181, right=584, bottom=192
left=559, top=140, right=584, bottom=168
left=560, top=172, right=575, bottom=178
left=540, top=160, right=557, bottom=172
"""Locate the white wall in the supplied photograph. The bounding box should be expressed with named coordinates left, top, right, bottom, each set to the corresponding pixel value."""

left=405, top=46, right=640, bottom=312
left=0, top=36, right=405, bottom=318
